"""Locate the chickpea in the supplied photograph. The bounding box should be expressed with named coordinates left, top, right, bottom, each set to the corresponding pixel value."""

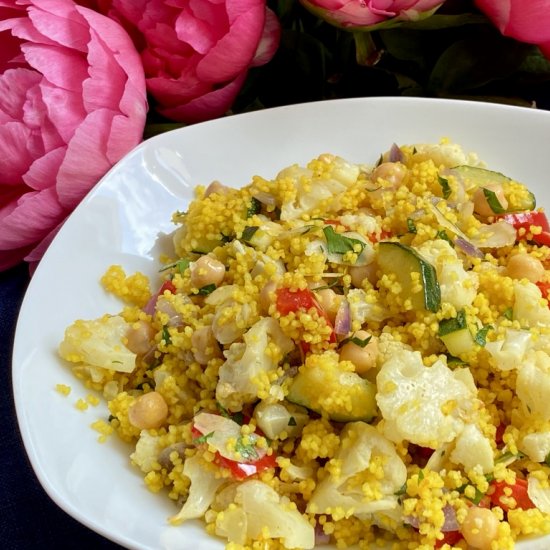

left=506, top=253, right=545, bottom=283
left=190, top=255, right=225, bottom=289
left=128, top=391, right=168, bottom=430
left=314, top=288, right=343, bottom=323
left=371, top=162, right=407, bottom=187
left=473, top=183, right=508, bottom=217
left=125, top=320, right=155, bottom=355
left=460, top=507, right=499, bottom=550
left=259, top=280, right=277, bottom=315
left=339, top=330, right=378, bottom=374
left=191, top=326, right=222, bottom=364
left=349, top=263, right=377, bottom=288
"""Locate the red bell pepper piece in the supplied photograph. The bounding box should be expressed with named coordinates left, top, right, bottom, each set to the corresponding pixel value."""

left=500, top=211, right=550, bottom=246
left=489, top=478, right=535, bottom=512
left=275, top=288, right=336, bottom=348
left=159, top=280, right=177, bottom=294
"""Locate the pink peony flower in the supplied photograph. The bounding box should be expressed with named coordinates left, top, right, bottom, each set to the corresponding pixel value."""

left=299, top=0, right=444, bottom=29
left=0, top=0, right=147, bottom=271
left=81, top=0, right=281, bottom=124
left=474, top=0, right=550, bottom=58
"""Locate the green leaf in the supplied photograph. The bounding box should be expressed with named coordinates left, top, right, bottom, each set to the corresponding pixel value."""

left=503, top=307, right=513, bottom=321
left=339, top=335, right=372, bottom=348
left=194, top=431, right=214, bottom=445
left=438, top=310, right=467, bottom=337
left=429, top=34, right=532, bottom=94
left=406, top=218, right=417, bottom=234
left=198, top=283, right=217, bottom=296
left=436, top=229, right=454, bottom=247
left=246, top=197, right=262, bottom=218
left=162, top=325, right=171, bottom=345
left=323, top=225, right=366, bottom=256
left=235, top=436, right=260, bottom=461
left=241, top=226, right=259, bottom=242
left=474, top=325, right=493, bottom=346
left=159, top=258, right=190, bottom=274
left=438, top=175, right=451, bottom=199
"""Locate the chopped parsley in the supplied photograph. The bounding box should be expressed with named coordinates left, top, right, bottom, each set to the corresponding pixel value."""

left=339, top=334, right=372, bottom=348
left=503, top=307, right=513, bottom=320
left=161, top=325, right=171, bottom=345
left=474, top=324, right=493, bottom=346
left=235, top=436, right=259, bottom=461
left=241, top=226, right=259, bottom=242
left=194, top=431, right=214, bottom=445
left=159, top=258, right=190, bottom=274
left=288, top=416, right=297, bottom=426
left=323, top=225, right=366, bottom=256
left=438, top=175, right=451, bottom=199
left=197, top=283, right=216, bottom=295
left=406, top=218, right=417, bottom=234
left=246, top=197, right=262, bottom=218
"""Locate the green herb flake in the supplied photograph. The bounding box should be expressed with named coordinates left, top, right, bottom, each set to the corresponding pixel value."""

left=503, top=307, right=513, bottom=320
left=418, top=469, right=424, bottom=481
left=406, top=218, right=417, bottom=234
left=194, top=431, right=215, bottom=445
left=323, top=225, right=366, bottom=256
left=241, top=226, right=259, bottom=242
left=438, top=310, right=467, bottom=337
left=235, top=436, right=259, bottom=461
left=288, top=416, right=297, bottom=426
left=474, top=324, right=493, bottom=346
left=246, top=197, right=262, bottom=218
left=198, top=283, right=217, bottom=295
left=159, top=258, right=190, bottom=274
left=438, top=175, right=451, bottom=199
left=483, top=187, right=507, bottom=214
left=221, top=233, right=233, bottom=244
left=161, top=325, right=172, bottom=345
left=436, top=229, right=454, bottom=247
left=545, top=452, right=550, bottom=467
left=311, top=277, right=342, bottom=292
left=339, top=335, right=372, bottom=349
left=232, top=411, right=245, bottom=425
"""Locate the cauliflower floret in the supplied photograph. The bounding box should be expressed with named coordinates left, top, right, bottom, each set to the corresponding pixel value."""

left=307, top=422, right=407, bottom=519
left=449, top=423, right=494, bottom=474
left=513, top=281, right=550, bottom=328
left=516, top=350, right=550, bottom=420
left=58, top=314, right=136, bottom=373
left=485, top=328, right=532, bottom=371
left=348, top=288, right=390, bottom=324
left=215, top=479, right=314, bottom=549
left=376, top=349, right=478, bottom=447
left=417, top=239, right=478, bottom=309
left=411, top=142, right=481, bottom=169
left=169, top=454, right=226, bottom=524
left=520, top=432, right=550, bottom=462
left=278, top=156, right=360, bottom=220
left=131, top=430, right=161, bottom=473
left=216, top=317, right=294, bottom=411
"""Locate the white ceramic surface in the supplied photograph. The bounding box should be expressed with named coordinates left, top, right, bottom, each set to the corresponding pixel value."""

left=12, top=97, right=550, bottom=549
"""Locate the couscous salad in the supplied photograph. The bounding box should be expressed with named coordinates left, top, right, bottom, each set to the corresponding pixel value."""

left=59, top=140, right=550, bottom=549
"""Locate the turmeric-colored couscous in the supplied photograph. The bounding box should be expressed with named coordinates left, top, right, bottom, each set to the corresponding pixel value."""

left=59, top=140, right=550, bottom=549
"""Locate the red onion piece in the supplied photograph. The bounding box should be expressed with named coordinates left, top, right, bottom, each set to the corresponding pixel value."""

left=143, top=291, right=159, bottom=316
left=389, top=143, right=405, bottom=163
left=334, top=299, right=351, bottom=335
left=404, top=504, right=459, bottom=532
left=454, top=236, right=484, bottom=259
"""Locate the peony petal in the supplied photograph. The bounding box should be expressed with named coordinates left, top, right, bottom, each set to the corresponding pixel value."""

left=0, top=121, right=35, bottom=184
left=22, top=146, right=65, bottom=190
left=55, top=108, right=115, bottom=210
left=0, top=67, right=41, bottom=123
left=0, top=186, right=66, bottom=249
left=157, top=71, right=246, bottom=123
left=26, top=0, right=90, bottom=52
left=21, top=42, right=89, bottom=90
left=250, top=8, right=281, bottom=67
left=197, top=6, right=265, bottom=82
left=39, top=80, right=85, bottom=144
left=105, top=111, right=143, bottom=164
left=175, top=7, right=216, bottom=54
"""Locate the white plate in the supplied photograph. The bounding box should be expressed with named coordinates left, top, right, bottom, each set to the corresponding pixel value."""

left=13, top=97, right=550, bottom=549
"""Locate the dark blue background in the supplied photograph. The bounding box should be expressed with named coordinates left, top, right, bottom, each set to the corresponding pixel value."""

left=1, top=264, right=121, bottom=549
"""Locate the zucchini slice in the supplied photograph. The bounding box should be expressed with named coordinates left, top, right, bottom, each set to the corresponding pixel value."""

left=438, top=311, right=476, bottom=356
left=378, top=241, right=441, bottom=313
left=451, top=165, right=535, bottom=212
left=287, top=365, right=377, bottom=423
